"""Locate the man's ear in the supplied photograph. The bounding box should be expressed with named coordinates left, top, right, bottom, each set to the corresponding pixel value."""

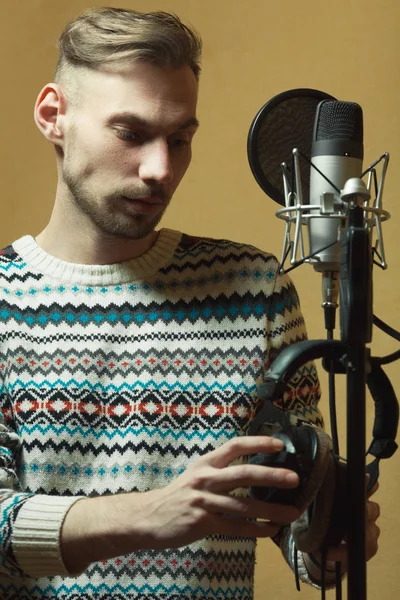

left=34, top=83, right=67, bottom=145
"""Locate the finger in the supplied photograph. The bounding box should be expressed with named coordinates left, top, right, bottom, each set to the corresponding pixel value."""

left=367, top=522, right=381, bottom=542
left=367, top=481, right=379, bottom=498
left=198, top=492, right=301, bottom=523
left=366, top=501, right=380, bottom=522
left=366, top=522, right=380, bottom=560
left=209, top=513, right=281, bottom=539
left=204, top=436, right=286, bottom=468
left=239, top=498, right=301, bottom=524
left=325, top=543, right=347, bottom=564
left=209, top=463, right=299, bottom=493
left=312, top=544, right=347, bottom=567
left=324, top=521, right=381, bottom=564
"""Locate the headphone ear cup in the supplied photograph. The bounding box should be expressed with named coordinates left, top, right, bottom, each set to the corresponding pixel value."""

left=292, top=439, right=347, bottom=553
left=289, top=427, right=333, bottom=514
left=249, top=424, right=330, bottom=505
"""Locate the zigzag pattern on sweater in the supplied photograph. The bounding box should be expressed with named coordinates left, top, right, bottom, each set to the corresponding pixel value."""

left=1, top=323, right=305, bottom=348
left=0, top=584, right=254, bottom=600
left=0, top=289, right=300, bottom=328
left=6, top=377, right=260, bottom=395
left=159, top=253, right=276, bottom=273
left=0, top=267, right=275, bottom=298
left=0, top=271, right=43, bottom=284
left=17, top=423, right=236, bottom=442
left=19, top=435, right=228, bottom=460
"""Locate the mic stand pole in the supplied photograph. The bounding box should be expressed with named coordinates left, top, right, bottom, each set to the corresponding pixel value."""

left=339, top=181, right=373, bottom=600
left=346, top=343, right=367, bottom=600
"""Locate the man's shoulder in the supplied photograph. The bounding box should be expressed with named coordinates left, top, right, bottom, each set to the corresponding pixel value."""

left=177, top=232, right=278, bottom=264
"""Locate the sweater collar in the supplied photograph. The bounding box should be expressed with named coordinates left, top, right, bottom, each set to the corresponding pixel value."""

left=12, top=228, right=181, bottom=286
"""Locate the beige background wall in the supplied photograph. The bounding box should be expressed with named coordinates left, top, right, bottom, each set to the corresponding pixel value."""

left=0, top=0, right=399, bottom=598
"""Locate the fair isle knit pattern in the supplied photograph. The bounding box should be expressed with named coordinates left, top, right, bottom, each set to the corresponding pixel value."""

left=0, top=228, right=322, bottom=600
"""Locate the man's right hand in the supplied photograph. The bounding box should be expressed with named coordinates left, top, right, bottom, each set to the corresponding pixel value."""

left=61, top=436, right=301, bottom=574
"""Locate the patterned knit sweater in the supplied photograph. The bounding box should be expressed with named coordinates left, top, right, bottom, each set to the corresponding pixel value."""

left=0, top=228, right=322, bottom=600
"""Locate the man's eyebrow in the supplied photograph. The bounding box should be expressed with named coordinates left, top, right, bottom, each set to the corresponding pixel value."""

left=108, top=112, right=200, bottom=130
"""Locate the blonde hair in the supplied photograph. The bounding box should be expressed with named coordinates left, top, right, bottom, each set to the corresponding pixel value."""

left=55, top=6, right=202, bottom=84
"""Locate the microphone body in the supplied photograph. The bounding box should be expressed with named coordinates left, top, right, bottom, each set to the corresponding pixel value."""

left=308, top=101, right=364, bottom=307
left=309, top=156, right=362, bottom=269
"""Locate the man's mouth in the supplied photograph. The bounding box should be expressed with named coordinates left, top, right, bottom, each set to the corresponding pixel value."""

left=133, top=195, right=165, bottom=205
left=120, top=195, right=166, bottom=214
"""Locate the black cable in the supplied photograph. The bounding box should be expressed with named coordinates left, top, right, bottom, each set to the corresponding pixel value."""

left=373, top=349, right=400, bottom=365
left=328, top=369, right=340, bottom=456
left=320, top=548, right=327, bottom=600
left=373, top=314, right=400, bottom=342
left=335, top=562, right=342, bottom=599
left=371, top=315, right=400, bottom=365
left=293, top=543, right=301, bottom=591
left=325, top=305, right=340, bottom=456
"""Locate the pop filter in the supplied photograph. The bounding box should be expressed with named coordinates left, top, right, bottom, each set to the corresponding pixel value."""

left=247, top=88, right=336, bottom=206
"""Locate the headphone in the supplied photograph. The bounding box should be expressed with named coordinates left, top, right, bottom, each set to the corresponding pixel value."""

left=248, top=339, right=399, bottom=554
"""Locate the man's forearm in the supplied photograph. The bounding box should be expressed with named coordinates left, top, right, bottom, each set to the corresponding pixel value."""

left=60, top=492, right=146, bottom=574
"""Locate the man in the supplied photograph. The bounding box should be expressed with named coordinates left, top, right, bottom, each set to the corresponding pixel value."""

left=0, top=7, right=379, bottom=600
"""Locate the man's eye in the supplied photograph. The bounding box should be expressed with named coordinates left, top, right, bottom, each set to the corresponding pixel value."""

left=169, top=137, right=190, bottom=149
left=115, top=129, right=141, bottom=142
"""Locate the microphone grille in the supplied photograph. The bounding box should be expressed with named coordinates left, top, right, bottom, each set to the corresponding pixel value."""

left=315, top=101, right=363, bottom=143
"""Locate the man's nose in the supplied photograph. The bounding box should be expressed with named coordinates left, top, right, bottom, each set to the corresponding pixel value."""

left=138, top=139, right=173, bottom=184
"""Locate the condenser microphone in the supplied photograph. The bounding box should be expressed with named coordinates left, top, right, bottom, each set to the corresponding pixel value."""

left=247, top=88, right=389, bottom=317
left=308, top=100, right=364, bottom=308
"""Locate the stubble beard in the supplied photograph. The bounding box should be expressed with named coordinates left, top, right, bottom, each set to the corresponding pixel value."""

left=62, top=164, right=169, bottom=241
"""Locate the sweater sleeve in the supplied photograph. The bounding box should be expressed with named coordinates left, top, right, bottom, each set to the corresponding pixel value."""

left=0, top=403, right=83, bottom=578
left=276, top=527, right=340, bottom=590
left=265, top=265, right=324, bottom=429
left=264, top=264, right=331, bottom=587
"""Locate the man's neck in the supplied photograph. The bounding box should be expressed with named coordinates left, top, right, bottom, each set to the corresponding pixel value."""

left=35, top=225, right=159, bottom=265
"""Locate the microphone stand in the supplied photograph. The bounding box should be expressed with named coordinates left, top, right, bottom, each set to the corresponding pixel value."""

left=338, top=184, right=373, bottom=600
left=272, top=151, right=394, bottom=599
left=306, top=184, right=372, bottom=598
left=345, top=339, right=367, bottom=600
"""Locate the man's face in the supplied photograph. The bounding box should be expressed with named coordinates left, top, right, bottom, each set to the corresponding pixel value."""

left=59, top=62, right=198, bottom=240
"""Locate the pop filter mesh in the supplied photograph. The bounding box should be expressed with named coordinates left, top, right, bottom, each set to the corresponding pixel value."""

left=248, top=89, right=336, bottom=206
